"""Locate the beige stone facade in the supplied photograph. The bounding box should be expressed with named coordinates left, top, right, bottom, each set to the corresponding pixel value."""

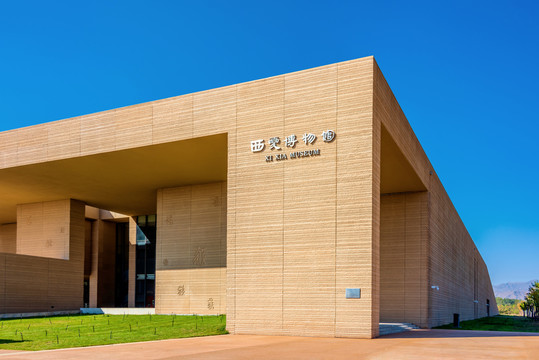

left=0, top=56, right=497, bottom=338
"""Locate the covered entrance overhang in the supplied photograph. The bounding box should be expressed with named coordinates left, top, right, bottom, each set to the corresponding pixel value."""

left=380, top=125, right=429, bottom=331
left=0, top=133, right=227, bottom=224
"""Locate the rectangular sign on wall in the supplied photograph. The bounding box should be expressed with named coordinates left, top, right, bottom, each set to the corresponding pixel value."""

left=346, top=288, right=361, bottom=299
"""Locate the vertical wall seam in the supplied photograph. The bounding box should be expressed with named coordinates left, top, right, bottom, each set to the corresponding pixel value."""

left=47, top=259, right=50, bottom=310
left=372, top=60, right=377, bottom=337
left=151, top=101, right=154, bottom=144
left=282, top=75, right=285, bottom=332
left=78, top=117, right=82, bottom=157
left=404, top=194, right=407, bottom=321
left=188, top=187, right=192, bottom=314
left=193, top=93, right=196, bottom=138
left=234, top=84, right=238, bottom=330
left=334, top=64, right=338, bottom=336
left=2, top=256, right=5, bottom=312
left=427, top=174, right=432, bottom=327
left=419, top=195, right=423, bottom=326
left=218, top=183, right=221, bottom=314
left=423, top=194, right=427, bottom=326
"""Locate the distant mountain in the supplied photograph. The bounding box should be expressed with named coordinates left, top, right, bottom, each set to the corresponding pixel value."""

left=494, top=281, right=535, bottom=300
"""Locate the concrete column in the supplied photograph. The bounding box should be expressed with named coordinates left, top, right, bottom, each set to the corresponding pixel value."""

left=89, top=219, right=116, bottom=307
left=0, top=224, right=16, bottom=254
left=89, top=220, right=101, bottom=308
left=128, top=217, right=137, bottom=307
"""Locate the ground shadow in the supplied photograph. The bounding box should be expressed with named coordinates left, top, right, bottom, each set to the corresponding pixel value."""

left=0, top=339, right=26, bottom=344
left=379, top=329, right=539, bottom=339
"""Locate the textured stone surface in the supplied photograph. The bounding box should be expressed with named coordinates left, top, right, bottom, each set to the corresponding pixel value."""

left=156, top=183, right=227, bottom=315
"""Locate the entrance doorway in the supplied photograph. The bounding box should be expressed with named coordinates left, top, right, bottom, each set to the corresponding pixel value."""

left=135, top=215, right=156, bottom=308
left=84, top=209, right=157, bottom=309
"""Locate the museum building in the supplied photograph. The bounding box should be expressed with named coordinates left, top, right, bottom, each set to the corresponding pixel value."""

left=0, top=56, right=497, bottom=338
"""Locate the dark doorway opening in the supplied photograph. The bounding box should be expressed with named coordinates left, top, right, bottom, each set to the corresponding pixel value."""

left=453, top=313, right=460, bottom=328
left=114, top=222, right=130, bottom=307
left=83, top=277, right=89, bottom=308
left=135, top=215, right=156, bottom=308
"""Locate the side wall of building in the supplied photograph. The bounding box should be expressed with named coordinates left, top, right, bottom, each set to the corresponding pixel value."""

left=373, top=61, right=498, bottom=327
left=428, top=176, right=498, bottom=326
left=0, top=199, right=85, bottom=313
left=155, top=182, right=227, bottom=315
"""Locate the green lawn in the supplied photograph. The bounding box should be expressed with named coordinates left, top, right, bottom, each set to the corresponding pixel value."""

left=435, top=315, right=539, bottom=333
left=0, top=314, right=227, bottom=351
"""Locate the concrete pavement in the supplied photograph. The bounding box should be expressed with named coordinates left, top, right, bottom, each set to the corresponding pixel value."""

left=0, top=329, right=538, bottom=359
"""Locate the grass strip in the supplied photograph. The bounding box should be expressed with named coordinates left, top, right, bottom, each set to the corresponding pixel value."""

left=434, top=315, right=539, bottom=333
left=0, top=314, right=227, bottom=351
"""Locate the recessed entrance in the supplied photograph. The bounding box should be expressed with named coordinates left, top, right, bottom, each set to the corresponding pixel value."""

left=379, top=125, right=428, bottom=328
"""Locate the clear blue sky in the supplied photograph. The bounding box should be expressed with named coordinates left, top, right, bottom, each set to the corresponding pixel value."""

left=0, top=1, right=537, bottom=285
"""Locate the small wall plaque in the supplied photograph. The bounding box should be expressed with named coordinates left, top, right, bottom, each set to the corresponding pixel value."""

left=346, top=288, right=361, bottom=299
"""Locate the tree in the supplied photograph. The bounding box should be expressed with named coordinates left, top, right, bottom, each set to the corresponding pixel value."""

left=519, top=301, right=527, bottom=317
left=522, top=280, right=539, bottom=319
left=496, top=297, right=521, bottom=315
left=529, top=281, right=539, bottom=319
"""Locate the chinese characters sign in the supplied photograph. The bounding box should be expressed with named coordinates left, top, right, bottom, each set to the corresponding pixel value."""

left=250, top=130, right=336, bottom=163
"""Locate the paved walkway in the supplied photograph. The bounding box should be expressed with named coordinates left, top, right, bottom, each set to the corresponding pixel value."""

left=0, top=329, right=538, bottom=359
